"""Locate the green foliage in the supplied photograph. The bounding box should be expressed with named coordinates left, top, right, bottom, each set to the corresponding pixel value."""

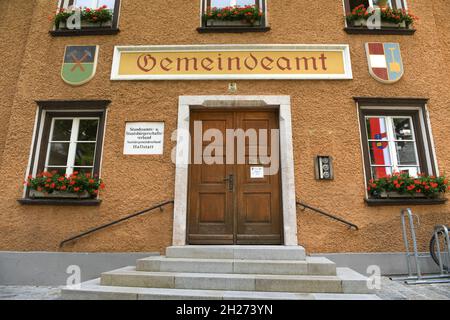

left=346, top=4, right=418, bottom=27
left=51, top=5, right=113, bottom=27
left=204, top=5, right=263, bottom=25
left=368, top=173, right=449, bottom=198
left=26, top=171, right=105, bottom=197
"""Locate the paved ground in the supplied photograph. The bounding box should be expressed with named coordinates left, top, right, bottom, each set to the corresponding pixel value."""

left=0, top=277, right=449, bottom=300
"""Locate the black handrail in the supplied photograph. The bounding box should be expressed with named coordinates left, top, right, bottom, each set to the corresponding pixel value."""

left=296, top=201, right=359, bottom=230
left=59, top=200, right=174, bottom=247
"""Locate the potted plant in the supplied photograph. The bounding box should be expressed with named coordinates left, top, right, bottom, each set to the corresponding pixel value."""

left=25, top=171, right=105, bottom=199
left=346, top=4, right=418, bottom=29
left=51, top=5, right=113, bottom=30
left=203, top=5, right=264, bottom=27
left=367, top=173, right=450, bottom=199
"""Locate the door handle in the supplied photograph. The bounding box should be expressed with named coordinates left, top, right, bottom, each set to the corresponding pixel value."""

left=223, top=174, right=234, bottom=191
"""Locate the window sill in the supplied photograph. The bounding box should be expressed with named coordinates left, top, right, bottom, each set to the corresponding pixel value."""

left=197, top=26, right=270, bottom=33
left=17, top=198, right=102, bottom=206
left=49, top=28, right=120, bottom=37
left=344, top=26, right=415, bottom=35
left=365, top=198, right=447, bottom=206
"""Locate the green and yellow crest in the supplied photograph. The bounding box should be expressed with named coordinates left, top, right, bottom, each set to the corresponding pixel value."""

left=61, top=45, right=99, bottom=86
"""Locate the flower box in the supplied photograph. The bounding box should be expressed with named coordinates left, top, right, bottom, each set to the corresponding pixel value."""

left=346, top=5, right=417, bottom=30
left=205, top=19, right=261, bottom=27
left=368, top=173, right=449, bottom=200
left=57, top=20, right=113, bottom=30
left=350, top=18, right=406, bottom=29
left=29, top=190, right=92, bottom=199
left=377, top=191, right=445, bottom=199
left=52, top=6, right=113, bottom=31
left=25, top=171, right=105, bottom=200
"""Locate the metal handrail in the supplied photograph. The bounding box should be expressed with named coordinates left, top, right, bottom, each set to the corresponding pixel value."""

left=59, top=200, right=174, bottom=247
left=296, top=201, right=359, bottom=230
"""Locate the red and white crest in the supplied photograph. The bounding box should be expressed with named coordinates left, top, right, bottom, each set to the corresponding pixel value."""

left=365, top=42, right=404, bottom=84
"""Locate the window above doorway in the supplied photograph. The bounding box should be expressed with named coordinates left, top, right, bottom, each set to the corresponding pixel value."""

left=197, top=0, right=270, bottom=33
left=50, top=0, right=121, bottom=36
left=343, top=0, right=417, bottom=35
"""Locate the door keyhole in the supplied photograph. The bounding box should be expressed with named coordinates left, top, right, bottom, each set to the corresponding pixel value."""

left=223, top=174, right=234, bottom=191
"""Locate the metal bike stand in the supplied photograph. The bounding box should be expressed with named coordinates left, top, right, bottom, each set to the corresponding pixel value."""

left=389, top=208, right=450, bottom=285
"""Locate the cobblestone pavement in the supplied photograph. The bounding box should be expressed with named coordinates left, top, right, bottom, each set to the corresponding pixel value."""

left=0, top=286, right=62, bottom=300
left=0, top=277, right=449, bottom=300
left=375, top=277, right=450, bottom=300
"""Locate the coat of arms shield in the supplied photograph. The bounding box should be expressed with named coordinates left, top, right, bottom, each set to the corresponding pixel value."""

left=365, top=43, right=404, bottom=84
left=61, top=45, right=99, bottom=86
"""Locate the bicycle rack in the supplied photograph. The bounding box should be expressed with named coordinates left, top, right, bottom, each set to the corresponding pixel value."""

left=390, top=208, right=450, bottom=285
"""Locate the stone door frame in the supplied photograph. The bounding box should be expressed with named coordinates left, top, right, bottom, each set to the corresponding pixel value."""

left=172, top=95, right=298, bottom=246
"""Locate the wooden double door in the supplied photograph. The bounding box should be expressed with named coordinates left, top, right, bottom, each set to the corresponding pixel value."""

left=187, top=109, right=283, bottom=245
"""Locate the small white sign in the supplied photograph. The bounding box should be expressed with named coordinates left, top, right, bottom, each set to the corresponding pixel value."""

left=250, top=166, right=265, bottom=179
left=124, top=122, right=164, bottom=155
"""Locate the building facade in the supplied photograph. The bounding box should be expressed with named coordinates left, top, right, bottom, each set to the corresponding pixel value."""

left=0, top=0, right=449, bottom=256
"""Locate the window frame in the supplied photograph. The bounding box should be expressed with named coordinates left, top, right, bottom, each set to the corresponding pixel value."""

left=43, top=116, right=101, bottom=176
left=51, top=0, right=121, bottom=36
left=356, top=98, right=438, bottom=200
left=364, top=113, right=423, bottom=179
left=198, top=0, right=269, bottom=33
left=343, top=0, right=414, bottom=35
left=24, top=100, right=109, bottom=201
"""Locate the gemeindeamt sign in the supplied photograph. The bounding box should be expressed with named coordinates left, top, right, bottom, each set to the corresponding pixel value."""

left=111, top=45, right=353, bottom=80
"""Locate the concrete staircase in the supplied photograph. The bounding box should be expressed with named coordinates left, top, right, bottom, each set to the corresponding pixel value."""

left=62, top=246, right=379, bottom=300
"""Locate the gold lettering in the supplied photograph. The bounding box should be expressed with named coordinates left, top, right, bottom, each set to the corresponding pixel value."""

left=296, top=57, right=317, bottom=71
left=319, top=53, right=327, bottom=71
left=244, top=53, right=258, bottom=70
left=261, top=57, right=274, bottom=70
left=137, top=54, right=156, bottom=72
left=176, top=57, right=198, bottom=71
left=160, top=57, right=173, bottom=71
left=217, top=53, right=223, bottom=71
left=227, top=57, right=241, bottom=71
left=201, top=57, right=214, bottom=71
left=276, top=57, right=292, bottom=71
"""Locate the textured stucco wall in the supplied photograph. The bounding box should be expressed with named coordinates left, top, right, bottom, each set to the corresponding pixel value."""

left=0, top=0, right=36, bottom=165
left=0, top=0, right=449, bottom=254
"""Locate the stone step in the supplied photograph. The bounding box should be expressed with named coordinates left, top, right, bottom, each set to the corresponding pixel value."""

left=100, top=266, right=373, bottom=294
left=62, top=278, right=380, bottom=300
left=136, top=256, right=336, bottom=276
left=165, top=245, right=306, bottom=261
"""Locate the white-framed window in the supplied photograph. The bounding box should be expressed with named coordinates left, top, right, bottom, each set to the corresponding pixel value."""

left=209, top=0, right=257, bottom=8
left=346, top=0, right=407, bottom=12
left=60, top=0, right=116, bottom=9
left=201, top=0, right=267, bottom=28
left=44, top=117, right=100, bottom=176
left=365, top=115, right=421, bottom=179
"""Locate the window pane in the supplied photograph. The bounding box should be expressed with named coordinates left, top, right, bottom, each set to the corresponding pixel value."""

left=99, top=0, right=115, bottom=9
left=371, top=166, right=393, bottom=179
left=51, top=120, right=72, bottom=141
left=392, top=118, right=413, bottom=140
left=210, top=0, right=256, bottom=8
left=78, top=119, right=99, bottom=141
left=75, top=143, right=96, bottom=166
left=369, top=141, right=392, bottom=166
left=372, top=0, right=392, bottom=8
left=75, top=0, right=94, bottom=8
left=395, top=142, right=418, bottom=165
left=46, top=167, right=67, bottom=176
left=48, top=143, right=70, bottom=166
left=397, top=167, right=420, bottom=177
left=349, top=0, right=369, bottom=10
left=366, top=117, right=388, bottom=140
left=73, top=167, right=94, bottom=175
